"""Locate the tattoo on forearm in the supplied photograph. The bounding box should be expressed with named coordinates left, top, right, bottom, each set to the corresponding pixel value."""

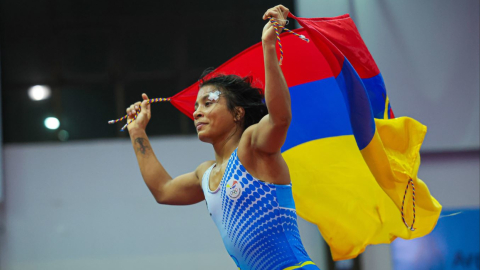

left=134, top=137, right=151, bottom=155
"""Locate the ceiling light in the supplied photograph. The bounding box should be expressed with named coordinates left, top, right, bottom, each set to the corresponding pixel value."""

left=28, top=85, right=51, bottom=101
left=44, top=117, right=60, bottom=130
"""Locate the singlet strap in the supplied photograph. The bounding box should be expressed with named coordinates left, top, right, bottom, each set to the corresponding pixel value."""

left=201, top=163, right=216, bottom=193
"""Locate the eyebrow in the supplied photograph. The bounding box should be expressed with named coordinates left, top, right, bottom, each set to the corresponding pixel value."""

left=194, top=95, right=210, bottom=109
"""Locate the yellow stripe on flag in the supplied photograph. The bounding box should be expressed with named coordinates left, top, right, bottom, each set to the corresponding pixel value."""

left=282, top=117, right=441, bottom=260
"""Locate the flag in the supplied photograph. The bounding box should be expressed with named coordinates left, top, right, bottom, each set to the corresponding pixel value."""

left=167, top=13, right=442, bottom=261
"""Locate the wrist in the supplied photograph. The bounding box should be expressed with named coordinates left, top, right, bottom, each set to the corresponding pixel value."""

left=262, top=40, right=276, bottom=49
left=129, top=128, right=147, bottom=139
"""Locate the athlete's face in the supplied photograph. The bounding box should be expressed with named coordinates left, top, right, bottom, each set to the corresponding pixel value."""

left=193, top=85, right=237, bottom=143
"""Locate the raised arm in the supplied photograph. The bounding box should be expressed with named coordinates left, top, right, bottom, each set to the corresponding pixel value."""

left=127, top=94, right=206, bottom=205
left=249, top=5, right=292, bottom=154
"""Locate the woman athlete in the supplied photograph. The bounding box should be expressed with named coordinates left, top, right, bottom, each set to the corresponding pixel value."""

left=126, top=5, right=319, bottom=270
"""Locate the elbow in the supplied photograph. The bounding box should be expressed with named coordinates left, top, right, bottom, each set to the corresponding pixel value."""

left=150, top=188, right=167, bottom=204
left=271, top=114, right=292, bottom=128
left=145, top=177, right=171, bottom=205
left=155, top=196, right=166, bottom=205
left=154, top=192, right=169, bottom=205
left=282, top=114, right=292, bottom=126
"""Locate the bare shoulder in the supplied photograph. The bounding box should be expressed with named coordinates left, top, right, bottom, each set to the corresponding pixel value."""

left=239, top=123, right=256, bottom=148
left=194, top=160, right=216, bottom=181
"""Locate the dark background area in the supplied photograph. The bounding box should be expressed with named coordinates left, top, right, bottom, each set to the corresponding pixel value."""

left=0, top=0, right=295, bottom=143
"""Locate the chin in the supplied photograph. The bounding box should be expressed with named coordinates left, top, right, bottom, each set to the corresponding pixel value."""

left=197, top=131, right=212, bottom=143
left=197, top=135, right=208, bottom=143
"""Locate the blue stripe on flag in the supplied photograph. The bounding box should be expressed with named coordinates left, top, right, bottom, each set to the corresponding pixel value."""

left=282, top=78, right=353, bottom=153
left=362, top=73, right=387, bottom=119
left=335, top=58, right=375, bottom=150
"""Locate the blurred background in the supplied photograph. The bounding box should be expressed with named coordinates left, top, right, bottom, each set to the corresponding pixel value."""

left=0, top=0, right=478, bottom=269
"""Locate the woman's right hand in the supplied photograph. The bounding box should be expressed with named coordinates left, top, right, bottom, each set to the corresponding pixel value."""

left=262, top=5, right=289, bottom=45
left=126, top=93, right=151, bottom=132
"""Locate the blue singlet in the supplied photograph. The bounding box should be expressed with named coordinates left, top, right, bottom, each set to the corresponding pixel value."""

left=201, top=148, right=319, bottom=270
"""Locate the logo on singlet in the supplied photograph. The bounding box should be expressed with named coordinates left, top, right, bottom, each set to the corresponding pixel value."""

left=226, top=179, right=242, bottom=199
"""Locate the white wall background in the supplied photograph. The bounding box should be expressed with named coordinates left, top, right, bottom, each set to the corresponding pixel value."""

left=0, top=137, right=327, bottom=270
left=1, top=137, right=478, bottom=270
left=295, top=0, right=479, bottom=152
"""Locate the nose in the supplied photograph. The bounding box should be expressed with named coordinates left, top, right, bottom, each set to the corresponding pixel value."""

left=193, top=108, right=204, bottom=120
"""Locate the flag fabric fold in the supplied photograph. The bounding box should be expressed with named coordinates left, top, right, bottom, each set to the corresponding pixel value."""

left=166, top=13, right=441, bottom=260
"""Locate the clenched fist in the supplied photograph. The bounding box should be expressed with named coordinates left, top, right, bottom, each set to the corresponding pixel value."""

left=126, top=93, right=151, bottom=132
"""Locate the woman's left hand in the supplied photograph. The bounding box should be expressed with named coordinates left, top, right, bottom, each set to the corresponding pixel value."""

left=262, top=5, right=290, bottom=45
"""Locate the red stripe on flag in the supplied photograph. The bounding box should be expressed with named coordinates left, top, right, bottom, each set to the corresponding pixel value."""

left=211, top=29, right=334, bottom=88
left=170, top=28, right=335, bottom=119
left=289, top=14, right=380, bottom=79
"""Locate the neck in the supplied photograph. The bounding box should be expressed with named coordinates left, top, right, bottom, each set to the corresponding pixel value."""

left=212, top=126, right=242, bottom=166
